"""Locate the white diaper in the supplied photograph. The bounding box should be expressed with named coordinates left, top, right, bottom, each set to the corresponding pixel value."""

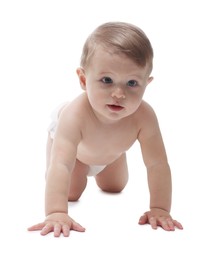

left=88, top=165, right=106, bottom=176
left=47, top=102, right=68, bottom=139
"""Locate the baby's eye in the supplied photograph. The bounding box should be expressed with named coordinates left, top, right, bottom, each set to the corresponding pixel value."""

left=127, top=80, right=138, bottom=87
left=101, top=77, right=113, bottom=84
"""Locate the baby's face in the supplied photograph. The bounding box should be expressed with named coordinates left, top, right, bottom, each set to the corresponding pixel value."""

left=79, top=47, right=153, bottom=123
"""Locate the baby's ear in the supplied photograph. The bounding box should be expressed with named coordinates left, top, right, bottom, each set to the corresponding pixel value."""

left=147, top=76, right=154, bottom=85
left=76, top=67, right=86, bottom=90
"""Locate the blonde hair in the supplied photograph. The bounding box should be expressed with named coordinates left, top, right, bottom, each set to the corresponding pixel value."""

left=80, top=22, right=153, bottom=72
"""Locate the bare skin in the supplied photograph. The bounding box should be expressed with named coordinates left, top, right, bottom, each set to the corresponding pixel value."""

left=28, top=48, right=183, bottom=237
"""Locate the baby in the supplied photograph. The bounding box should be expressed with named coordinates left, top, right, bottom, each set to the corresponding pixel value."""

left=28, top=21, right=183, bottom=237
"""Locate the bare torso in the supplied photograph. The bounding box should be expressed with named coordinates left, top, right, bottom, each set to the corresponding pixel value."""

left=58, top=93, right=146, bottom=166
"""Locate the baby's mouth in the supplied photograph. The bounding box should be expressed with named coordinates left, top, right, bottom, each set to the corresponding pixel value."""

left=107, top=104, right=124, bottom=111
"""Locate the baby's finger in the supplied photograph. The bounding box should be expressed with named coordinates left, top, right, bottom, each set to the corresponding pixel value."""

left=159, top=219, right=173, bottom=231
left=149, top=217, right=157, bottom=229
left=62, top=225, right=70, bottom=237
left=72, top=221, right=86, bottom=232
left=167, top=219, right=175, bottom=231
left=138, top=213, right=148, bottom=225
left=54, top=223, right=62, bottom=237
left=40, top=223, right=54, bottom=236
left=28, top=222, right=46, bottom=231
left=173, top=220, right=183, bottom=230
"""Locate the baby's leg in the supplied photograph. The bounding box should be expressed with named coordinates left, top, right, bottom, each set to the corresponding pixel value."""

left=68, top=159, right=89, bottom=201
left=45, top=134, right=89, bottom=201
left=95, top=153, right=129, bottom=193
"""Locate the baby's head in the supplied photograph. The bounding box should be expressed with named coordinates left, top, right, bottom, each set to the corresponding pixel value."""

left=80, top=22, right=153, bottom=74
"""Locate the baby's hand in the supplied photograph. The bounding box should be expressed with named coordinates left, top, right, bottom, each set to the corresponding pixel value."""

left=28, top=212, right=85, bottom=237
left=138, top=208, right=183, bottom=231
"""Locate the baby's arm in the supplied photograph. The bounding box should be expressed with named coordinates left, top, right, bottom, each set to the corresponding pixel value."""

left=137, top=104, right=183, bottom=231
left=28, top=107, right=85, bottom=236
left=45, top=132, right=77, bottom=215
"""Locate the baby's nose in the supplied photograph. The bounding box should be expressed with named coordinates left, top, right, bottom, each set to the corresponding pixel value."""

left=111, top=87, right=126, bottom=99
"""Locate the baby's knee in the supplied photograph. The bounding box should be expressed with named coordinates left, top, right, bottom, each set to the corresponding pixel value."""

left=68, top=194, right=81, bottom=202
left=99, top=184, right=126, bottom=193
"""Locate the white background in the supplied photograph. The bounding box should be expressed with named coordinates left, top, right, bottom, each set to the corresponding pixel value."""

left=0, top=0, right=213, bottom=259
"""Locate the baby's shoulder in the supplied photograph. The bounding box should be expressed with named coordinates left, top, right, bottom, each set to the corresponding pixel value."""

left=136, top=101, right=161, bottom=141
left=54, top=94, right=89, bottom=138
left=62, top=93, right=87, bottom=113
left=135, top=100, right=157, bottom=121
left=133, top=100, right=160, bottom=135
left=58, top=94, right=90, bottom=124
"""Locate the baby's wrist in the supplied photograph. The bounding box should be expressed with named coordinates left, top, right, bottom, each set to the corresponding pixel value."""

left=150, top=207, right=170, bottom=213
left=46, top=210, right=68, bottom=217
